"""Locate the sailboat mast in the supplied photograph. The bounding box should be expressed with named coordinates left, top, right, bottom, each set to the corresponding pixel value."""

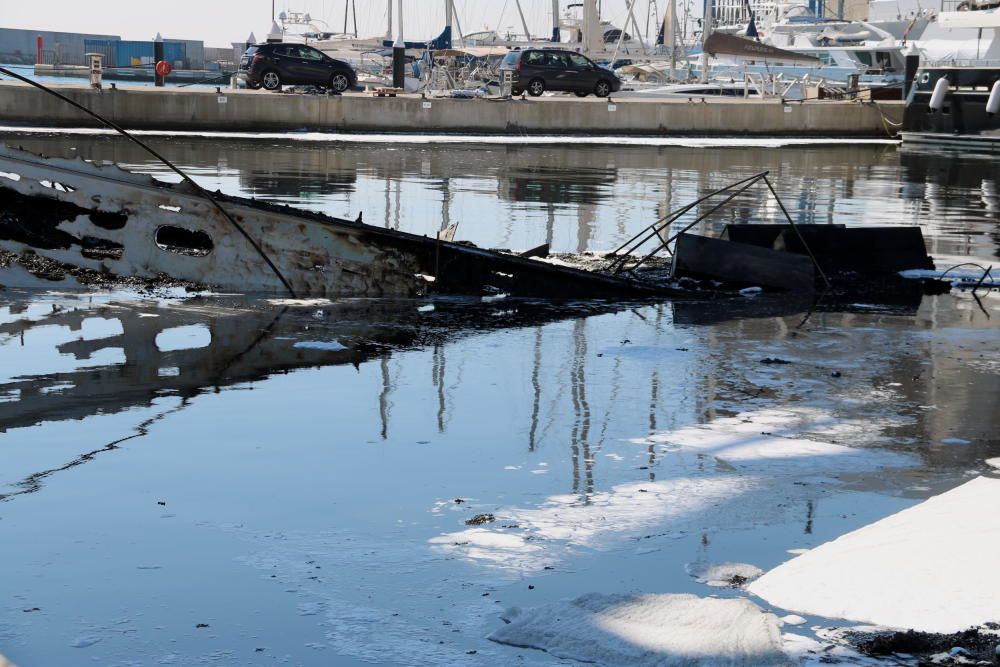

left=699, top=0, right=711, bottom=82
left=515, top=0, right=532, bottom=40
left=552, top=0, right=561, bottom=42
left=386, top=0, right=392, bottom=40
left=450, top=0, right=465, bottom=44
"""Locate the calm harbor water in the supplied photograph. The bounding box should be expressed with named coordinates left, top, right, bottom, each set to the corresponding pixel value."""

left=0, top=134, right=998, bottom=666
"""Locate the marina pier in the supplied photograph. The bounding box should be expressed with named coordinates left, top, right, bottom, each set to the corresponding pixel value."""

left=0, top=81, right=901, bottom=137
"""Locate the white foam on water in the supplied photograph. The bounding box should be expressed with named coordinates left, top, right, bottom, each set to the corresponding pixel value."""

left=431, top=408, right=911, bottom=574
left=750, top=476, right=1000, bottom=633
left=781, top=614, right=807, bottom=626
left=293, top=340, right=348, bottom=351
left=70, top=634, right=102, bottom=648
left=685, top=561, right=764, bottom=588
left=641, top=407, right=912, bottom=474
left=488, top=593, right=788, bottom=666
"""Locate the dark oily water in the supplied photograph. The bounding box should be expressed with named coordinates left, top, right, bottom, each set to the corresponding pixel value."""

left=0, top=134, right=998, bottom=666
left=3, top=133, right=998, bottom=266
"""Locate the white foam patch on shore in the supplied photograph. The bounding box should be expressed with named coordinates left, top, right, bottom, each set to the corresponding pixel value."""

left=0, top=125, right=899, bottom=149
left=749, top=476, right=1000, bottom=633
left=488, top=593, right=788, bottom=666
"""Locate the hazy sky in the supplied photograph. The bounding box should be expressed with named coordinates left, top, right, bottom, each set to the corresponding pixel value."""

left=1, top=1, right=677, bottom=48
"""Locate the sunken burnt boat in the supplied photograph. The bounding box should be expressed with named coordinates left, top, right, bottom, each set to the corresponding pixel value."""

left=0, top=147, right=938, bottom=300
left=0, top=144, right=682, bottom=298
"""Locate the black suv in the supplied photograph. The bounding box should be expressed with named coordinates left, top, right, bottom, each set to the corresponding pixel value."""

left=239, top=43, right=356, bottom=92
left=499, top=49, right=621, bottom=98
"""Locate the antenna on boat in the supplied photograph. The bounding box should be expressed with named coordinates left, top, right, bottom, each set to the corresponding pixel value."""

left=0, top=66, right=298, bottom=298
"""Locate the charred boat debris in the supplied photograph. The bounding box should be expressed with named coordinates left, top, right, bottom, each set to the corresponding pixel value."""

left=606, top=171, right=940, bottom=296
left=0, top=148, right=953, bottom=300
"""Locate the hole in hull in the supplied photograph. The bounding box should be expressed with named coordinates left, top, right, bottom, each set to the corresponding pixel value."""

left=155, top=226, right=213, bottom=257
left=80, top=236, right=124, bottom=260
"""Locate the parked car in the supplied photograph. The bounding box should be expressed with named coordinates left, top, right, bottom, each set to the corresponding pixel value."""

left=238, top=43, right=356, bottom=92
left=499, top=48, right=622, bottom=98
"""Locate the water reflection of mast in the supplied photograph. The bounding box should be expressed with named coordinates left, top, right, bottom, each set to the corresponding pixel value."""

left=570, top=318, right=594, bottom=499
left=384, top=174, right=392, bottom=229
left=440, top=176, right=451, bottom=238
left=646, top=304, right=666, bottom=481
left=432, top=343, right=447, bottom=433
left=378, top=356, right=393, bottom=439
left=545, top=203, right=555, bottom=250
left=394, top=175, right=402, bottom=230
left=528, top=327, right=543, bottom=451
left=576, top=202, right=596, bottom=254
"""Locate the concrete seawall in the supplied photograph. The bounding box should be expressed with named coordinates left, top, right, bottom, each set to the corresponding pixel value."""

left=0, top=81, right=903, bottom=137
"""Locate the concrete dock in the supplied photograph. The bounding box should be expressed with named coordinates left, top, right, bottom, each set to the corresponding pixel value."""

left=0, top=81, right=903, bottom=137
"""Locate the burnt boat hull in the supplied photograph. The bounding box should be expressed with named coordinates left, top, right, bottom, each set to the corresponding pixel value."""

left=0, top=145, right=677, bottom=299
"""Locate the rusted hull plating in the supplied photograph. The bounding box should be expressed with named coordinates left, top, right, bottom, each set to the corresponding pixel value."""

left=0, top=145, right=673, bottom=298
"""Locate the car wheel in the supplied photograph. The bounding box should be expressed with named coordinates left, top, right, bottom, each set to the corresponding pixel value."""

left=574, top=91, right=589, bottom=98
left=594, top=80, right=612, bottom=98
left=527, top=78, right=545, bottom=97
left=330, top=72, right=350, bottom=93
left=261, top=70, right=282, bottom=91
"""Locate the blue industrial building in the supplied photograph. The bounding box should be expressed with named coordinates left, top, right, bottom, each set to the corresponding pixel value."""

left=0, top=27, right=205, bottom=69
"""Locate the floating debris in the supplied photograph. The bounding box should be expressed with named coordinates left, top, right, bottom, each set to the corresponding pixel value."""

left=465, top=513, right=496, bottom=526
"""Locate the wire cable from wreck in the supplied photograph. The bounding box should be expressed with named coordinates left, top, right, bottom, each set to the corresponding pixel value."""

left=0, top=66, right=298, bottom=298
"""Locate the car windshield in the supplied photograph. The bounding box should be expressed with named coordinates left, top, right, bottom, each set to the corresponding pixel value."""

left=244, top=46, right=258, bottom=57
left=501, top=52, right=519, bottom=67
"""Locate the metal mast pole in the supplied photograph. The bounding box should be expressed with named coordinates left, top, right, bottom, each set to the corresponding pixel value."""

left=393, top=0, right=405, bottom=89
left=699, top=0, right=711, bottom=83
left=515, top=0, right=532, bottom=40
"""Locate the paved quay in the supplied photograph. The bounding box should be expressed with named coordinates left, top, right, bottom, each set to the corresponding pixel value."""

left=0, top=81, right=903, bottom=137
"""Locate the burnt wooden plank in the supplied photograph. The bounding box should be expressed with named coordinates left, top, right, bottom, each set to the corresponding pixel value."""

left=672, top=233, right=815, bottom=291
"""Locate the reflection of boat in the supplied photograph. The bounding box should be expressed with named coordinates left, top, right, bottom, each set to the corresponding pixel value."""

left=0, top=293, right=628, bottom=499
